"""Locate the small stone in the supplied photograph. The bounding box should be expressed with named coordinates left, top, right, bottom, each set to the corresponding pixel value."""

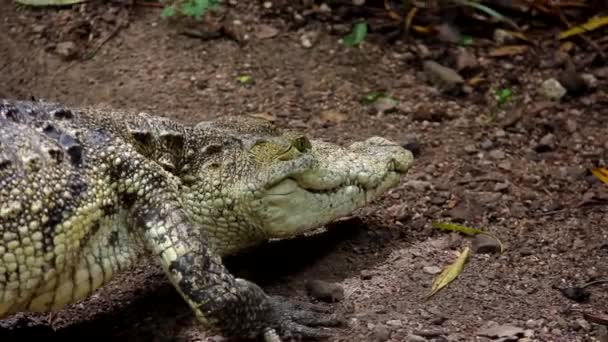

left=565, top=119, right=577, bottom=133
left=423, top=266, right=442, bottom=275
left=572, top=238, right=585, bottom=249
left=523, top=329, right=534, bottom=337
left=406, top=334, right=427, bottom=342
left=371, top=324, right=391, bottom=341
left=488, top=149, right=506, bottom=160
left=472, top=234, right=502, bottom=254
left=32, top=24, right=45, bottom=33
left=318, top=3, right=331, bottom=13
left=255, top=24, right=279, bottom=39
left=464, top=144, right=477, bottom=154
left=423, top=61, right=464, bottom=94
left=535, top=133, right=556, bottom=152
left=386, top=319, right=403, bottom=327
left=493, top=182, right=510, bottom=192
left=540, top=78, right=567, bottom=100
left=524, top=319, right=537, bottom=329
left=581, top=73, right=598, bottom=89
left=455, top=47, right=478, bottom=71
left=374, top=97, right=398, bottom=113
left=262, top=1, right=272, bottom=8
left=405, top=180, right=432, bottom=191
left=575, top=318, right=591, bottom=331
left=519, top=247, right=534, bottom=257
left=55, top=41, right=78, bottom=60
left=353, top=0, right=365, bottom=5
left=494, top=29, right=516, bottom=44
left=301, top=36, right=312, bottom=48
left=477, top=324, right=525, bottom=339
left=480, top=138, right=494, bottom=150
left=495, top=129, right=506, bottom=138
left=305, top=280, right=344, bottom=302
left=498, top=161, right=511, bottom=170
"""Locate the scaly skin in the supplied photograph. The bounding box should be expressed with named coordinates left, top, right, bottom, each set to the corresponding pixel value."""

left=0, top=98, right=414, bottom=340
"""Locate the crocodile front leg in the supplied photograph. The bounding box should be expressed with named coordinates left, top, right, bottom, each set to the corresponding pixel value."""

left=130, top=173, right=341, bottom=339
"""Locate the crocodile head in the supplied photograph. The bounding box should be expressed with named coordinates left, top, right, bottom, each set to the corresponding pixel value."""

left=181, top=116, right=414, bottom=256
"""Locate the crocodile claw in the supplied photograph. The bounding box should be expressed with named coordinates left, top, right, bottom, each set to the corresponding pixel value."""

left=264, top=295, right=345, bottom=341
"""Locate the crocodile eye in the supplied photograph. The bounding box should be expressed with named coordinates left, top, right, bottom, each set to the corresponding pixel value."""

left=292, top=136, right=311, bottom=153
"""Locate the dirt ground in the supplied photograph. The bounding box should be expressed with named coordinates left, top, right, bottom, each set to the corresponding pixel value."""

left=1, top=1, right=608, bottom=341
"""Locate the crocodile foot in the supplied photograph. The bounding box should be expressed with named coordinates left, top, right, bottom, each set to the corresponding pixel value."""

left=263, top=295, right=345, bottom=341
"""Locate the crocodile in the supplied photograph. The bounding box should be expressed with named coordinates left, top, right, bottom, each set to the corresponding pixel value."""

left=0, top=98, right=414, bottom=340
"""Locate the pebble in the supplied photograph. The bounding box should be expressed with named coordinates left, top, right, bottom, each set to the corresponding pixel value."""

left=494, top=29, right=516, bottom=44
left=472, top=234, right=502, bottom=254
left=455, top=47, right=478, bottom=71
left=55, top=41, right=78, bottom=60
left=480, top=138, right=494, bottom=150
left=405, top=180, right=433, bottom=191
left=477, top=324, right=525, bottom=339
left=301, top=36, right=313, bottom=48
left=464, top=144, right=478, bottom=154
left=488, top=149, right=506, bottom=160
left=575, top=318, right=591, bottom=331
left=493, top=181, right=509, bottom=192
left=423, top=60, right=464, bottom=94
left=305, top=280, right=344, bottom=302
left=565, top=118, right=577, bottom=133
left=535, top=133, right=556, bottom=152
left=371, top=324, right=391, bottom=341
left=423, top=266, right=442, bottom=275
left=540, top=78, right=567, bottom=100
left=581, top=73, right=598, bottom=89
left=525, top=319, right=539, bottom=329
left=374, top=97, right=398, bottom=113
left=406, top=334, right=427, bottom=342
left=497, top=161, right=511, bottom=170
left=386, top=319, right=403, bottom=327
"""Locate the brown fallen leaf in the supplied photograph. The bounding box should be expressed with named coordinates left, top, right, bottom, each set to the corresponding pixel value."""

left=248, top=112, right=276, bottom=122
left=489, top=45, right=528, bottom=57
left=319, top=110, right=347, bottom=124
left=427, top=247, right=471, bottom=299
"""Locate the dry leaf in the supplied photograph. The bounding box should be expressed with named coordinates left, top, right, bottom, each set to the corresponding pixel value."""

left=559, top=16, right=608, bottom=40
left=489, top=45, right=528, bottom=57
left=591, top=167, right=608, bottom=184
left=319, top=110, right=347, bottom=124
left=467, top=74, right=486, bottom=86
left=248, top=112, right=276, bottom=122
left=427, top=247, right=471, bottom=298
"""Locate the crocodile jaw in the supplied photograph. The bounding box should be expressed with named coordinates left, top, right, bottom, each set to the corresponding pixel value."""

left=257, top=137, right=414, bottom=238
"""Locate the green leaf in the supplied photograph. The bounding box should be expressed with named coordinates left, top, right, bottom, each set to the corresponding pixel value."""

left=459, top=35, right=473, bottom=46
left=161, top=5, right=176, bottom=19
left=496, top=88, right=512, bottom=105
left=343, top=21, right=368, bottom=46
left=432, top=221, right=504, bottom=253
left=432, top=221, right=484, bottom=235
left=361, top=91, right=384, bottom=104
left=427, top=247, right=471, bottom=298
left=237, top=75, right=254, bottom=85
